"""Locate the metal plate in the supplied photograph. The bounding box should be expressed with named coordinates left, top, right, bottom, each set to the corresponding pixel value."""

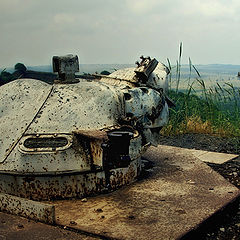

left=52, top=145, right=240, bottom=240
left=0, top=79, right=52, bottom=162
left=25, top=81, right=124, bottom=134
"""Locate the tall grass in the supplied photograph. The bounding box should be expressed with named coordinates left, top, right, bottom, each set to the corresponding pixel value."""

left=175, top=42, right=182, bottom=93
left=161, top=43, right=240, bottom=137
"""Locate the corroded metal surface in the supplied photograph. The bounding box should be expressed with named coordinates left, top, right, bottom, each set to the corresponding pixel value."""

left=52, top=145, right=240, bottom=240
left=101, top=62, right=169, bottom=92
left=0, top=159, right=140, bottom=201
left=0, top=193, right=55, bottom=224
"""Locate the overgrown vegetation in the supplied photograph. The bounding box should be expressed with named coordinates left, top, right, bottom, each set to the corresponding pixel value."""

left=161, top=43, right=240, bottom=137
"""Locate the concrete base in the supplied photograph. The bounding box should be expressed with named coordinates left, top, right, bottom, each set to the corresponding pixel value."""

left=0, top=211, right=96, bottom=240
left=190, top=149, right=238, bottom=164
left=0, top=193, right=55, bottom=224
left=51, top=145, right=240, bottom=240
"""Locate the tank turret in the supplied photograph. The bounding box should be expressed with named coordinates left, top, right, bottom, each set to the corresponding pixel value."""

left=0, top=54, right=171, bottom=200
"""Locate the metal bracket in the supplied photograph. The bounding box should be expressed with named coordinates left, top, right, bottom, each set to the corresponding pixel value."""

left=53, top=54, right=79, bottom=83
left=102, top=131, right=133, bottom=170
left=134, top=56, right=158, bottom=83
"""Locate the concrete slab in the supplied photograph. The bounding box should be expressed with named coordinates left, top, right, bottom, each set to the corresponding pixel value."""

left=190, top=149, right=208, bottom=158
left=190, top=149, right=238, bottom=164
left=52, top=145, right=240, bottom=240
left=0, top=212, right=97, bottom=240
left=162, top=146, right=239, bottom=164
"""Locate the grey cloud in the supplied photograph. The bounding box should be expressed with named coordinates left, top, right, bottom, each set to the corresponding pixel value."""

left=0, top=0, right=240, bottom=66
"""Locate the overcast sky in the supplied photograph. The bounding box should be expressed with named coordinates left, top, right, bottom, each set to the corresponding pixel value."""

left=1, top=0, right=240, bottom=67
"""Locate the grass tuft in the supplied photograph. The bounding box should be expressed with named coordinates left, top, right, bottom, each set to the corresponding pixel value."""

left=162, top=43, right=240, bottom=137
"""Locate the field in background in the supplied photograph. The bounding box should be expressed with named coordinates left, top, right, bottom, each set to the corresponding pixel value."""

left=162, top=44, right=240, bottom=137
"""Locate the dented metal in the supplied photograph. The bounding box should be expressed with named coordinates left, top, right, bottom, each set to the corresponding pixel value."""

left=0, top=54, right=170, bottom=201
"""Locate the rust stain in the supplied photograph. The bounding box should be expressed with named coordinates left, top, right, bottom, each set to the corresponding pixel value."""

left=0, top=160, right=140, bottom=201
left=73, top=130, right=108, bottom=141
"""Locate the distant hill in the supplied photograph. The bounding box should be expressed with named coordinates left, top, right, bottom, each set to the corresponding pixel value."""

left=180, top=64, right=240, bottom=75
left=23, top=70, right=57, bottom=84
left=12, top=64, right=135, bottom=75
left=27, top=65, right=52, bottom=72
left=1, top=63, right=240, bottom=82
left=1, top=63, right=239, bottom=75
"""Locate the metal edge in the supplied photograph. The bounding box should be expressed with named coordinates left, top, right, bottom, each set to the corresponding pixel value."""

left=0, top=193, right=55, bottom=224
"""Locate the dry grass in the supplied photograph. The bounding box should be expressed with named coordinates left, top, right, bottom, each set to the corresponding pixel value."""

left=185, top=116, right=213, bottom=134
left=163, top=43, right=240, bottom=137
left=161, top=116, right=214, bottom=136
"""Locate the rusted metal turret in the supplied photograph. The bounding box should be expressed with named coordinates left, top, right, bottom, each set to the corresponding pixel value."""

left=0, top=54, right=170, bottom=200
